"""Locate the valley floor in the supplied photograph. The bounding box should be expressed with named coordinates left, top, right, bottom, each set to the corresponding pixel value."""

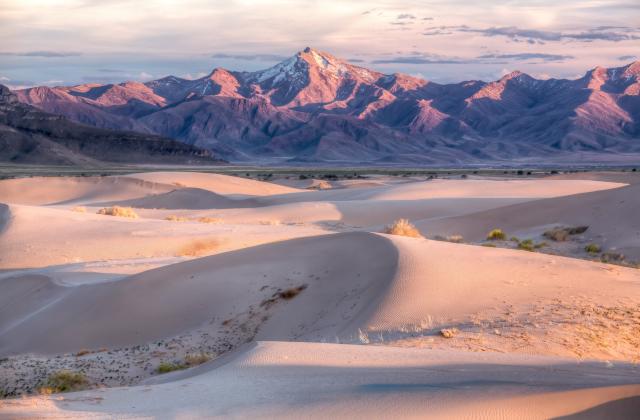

left=0, top=170, right=639, bottom=418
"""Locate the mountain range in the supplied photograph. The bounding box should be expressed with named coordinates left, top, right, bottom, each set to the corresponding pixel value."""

left=0, top=84, right=219, bottom=165
left=13, top=47, right=640, bottom=164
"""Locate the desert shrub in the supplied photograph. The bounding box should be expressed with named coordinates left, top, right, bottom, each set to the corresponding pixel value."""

left=510, top=236, right=520, bottom=242
left=481, top=243, right=496, bottom=248
left=184, top=353, right=211, bottom=366
left=446, top=235, right=464, bottom=243
left=97, top=206, right=138, bottom=218
left=75, top=349, right=91, bottom=357
left=585, top=243, right=601, bottom=254
left=71, top=206, right=87, bottom=213
left=601, top=252, right=625, bottom=262
left=178, top=239, right=218, bottom=257
left=534, top=241, right=547, bottom=249
left=518, top=239, right=535, bottom=251
left=196, top=217, right=222, bottom=224
left=39, top=371, right=89, bottom=394
left=543, top=226, right=589, bottom=241
left=165, top=215, right=188, bottom=222
left=486, top=229, right=506, bottom=241
left=157, top=361, right=187, bottom=374
left=440, top=328, right=458, bottom=338
left=384, top=219, right=423, bottom=238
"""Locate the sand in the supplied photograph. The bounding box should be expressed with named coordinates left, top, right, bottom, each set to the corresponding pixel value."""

left=0, top=171, right=638, bottom=417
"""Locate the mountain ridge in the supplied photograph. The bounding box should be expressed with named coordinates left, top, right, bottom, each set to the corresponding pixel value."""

left=14, top=48, right=640, bottom=164
left=0, top=84, right=222, bottom=165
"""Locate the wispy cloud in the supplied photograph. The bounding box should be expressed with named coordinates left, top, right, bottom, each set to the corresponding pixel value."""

left=459, top=26, right=640, bottom=42
left=0, top=51, right=82, bottom=57
left=211, top=53, right=290, bottom=61
left=477, top=53, right=574, bottom=62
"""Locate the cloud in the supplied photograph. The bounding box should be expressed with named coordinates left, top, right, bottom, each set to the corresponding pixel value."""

left=396, top=13, right=416, bottom=19
left=477, top=53, right=574, bottom=62
left=459, top=26, right=640, bottom=42
left=372, top=56, right=467, bottom=65
left=0, top=51, right=82, bottom=57
left=618, top=55, right=637, bottom=61
left=212, top=53, right=290, bottom=61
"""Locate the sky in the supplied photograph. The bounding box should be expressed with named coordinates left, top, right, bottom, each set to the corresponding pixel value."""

left=0, top=0, right=639, bottom=88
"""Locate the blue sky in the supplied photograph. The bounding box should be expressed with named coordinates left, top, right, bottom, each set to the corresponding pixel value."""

left=1, top=0, right=638, bottom=88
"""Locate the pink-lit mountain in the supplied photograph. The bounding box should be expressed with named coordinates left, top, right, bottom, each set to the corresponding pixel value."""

left=15, top=48, right=640, bottom=164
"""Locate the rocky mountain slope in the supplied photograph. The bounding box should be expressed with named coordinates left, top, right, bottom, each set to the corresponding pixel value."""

left=15, top=48, right=640, bottom=164
left=0, top=84, right=221, bottom=165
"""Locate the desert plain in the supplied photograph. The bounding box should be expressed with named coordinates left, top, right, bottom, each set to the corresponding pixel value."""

left=0, top=169, right=639, bottom=419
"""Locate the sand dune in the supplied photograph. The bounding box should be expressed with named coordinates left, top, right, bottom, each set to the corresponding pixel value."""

left=1, top=172, right=638, bottom=417
left=2, top=342, right=639, bottom=419
left=123, top=171, right=303, bottom=197
left=416, top=183, right=640, bottom=259
left=0, top=175, right=174, bottom=205
left=94, top=187, right=260, bottom=210
left=0, top=203, right=326, bottom=269
left=2, top=232, right=638, bottom=362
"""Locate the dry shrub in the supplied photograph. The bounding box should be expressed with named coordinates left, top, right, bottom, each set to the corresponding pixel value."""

left=157, top=362, right=186, bottom=374
left=165, top=215, right=188, bottom=222
left=440, top=328, right=458, bottom=338
left=197, top=217, right=222, bottom=224
left=543, top=226, right=589, bottom=242
left=184, top=353, right=211, bottom=366
left=75, top=349, right=91, bottom=357
left=259, top=220, right=281, bottom=226
left=486, top=229, right=506, bottom=241
left=384, top=219, right=423, bottom=238
left=446, top=234, right=464, bottom=243
left=71, top=206, right=87, bottom=213
left=97, top=206, right=138, bottom=219
left=601, top=251, right=624, bottom=262
left=178, top=238, right=219, bottom=257
left=39, top=371, right=89, bottom=394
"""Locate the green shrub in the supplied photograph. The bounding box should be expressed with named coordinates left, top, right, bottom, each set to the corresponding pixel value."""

left=39, top=371, right=89, bottom=394
left=585, top=243, right=601, bottom=254
left=157, top=361, right=187, bottom=374
left=486, top=229, right=506, bottom=241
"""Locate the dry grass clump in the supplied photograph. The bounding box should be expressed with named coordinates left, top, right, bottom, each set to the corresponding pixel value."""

left=433, top=234, right=464, bottom=243
left=278, top=285, right=308, bottom=300
left=543, top=226, right=589, bottom=241
left=486, top=229, right=506, bottom=241
left=585, top=243, right=601, bottom=254
left=184, top=352, right=212, bottom=366
left=38, top=371, right=89, bottom=394
left=178, top=238, right=219, bottom=257
left=165, top=215, right=188, bottom=222
left=97, top=206, right=138, bottom=218
left=71, top=206, right=87, bottom=213
left=384, top=219, right=423, bottom=238
left=157, top=353, right=212, bottom=374
left=197, top=217, right=222, bottom=224
left=440, top=328, right=458, bottom=338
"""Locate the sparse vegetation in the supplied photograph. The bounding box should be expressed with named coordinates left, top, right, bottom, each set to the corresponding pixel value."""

left=440, top=328, right=458, bottom=338
left=486, top=229, right=506, bottom=241
left=585, top=243, right=601, bottom=254
left=384, top=219, right=423, bottom=238
left=433, top=234, right=464, bottom=243
left=481, top=243, right=496, bottom=247
left=157, top=361, right=187, bottom=374
left=165, top=215, right=188, bottom=222
left=543, top=226, right=589, bottom=241
left=75, top=349, right=91, bottom=357
left=178, top=239, right=219, bottom=257
left=196, top=216, right=222, bottom=224
left=97, top=206, right=139, bottom=218
left=517, top=239, right=547, bottom=252
left=157, top=353, right=212, bottom=374
left=601, top=251, right=625, bottom=262
left=38, top=371, right=89, bottom=394
left=71, top=206, right=87, bottom=213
